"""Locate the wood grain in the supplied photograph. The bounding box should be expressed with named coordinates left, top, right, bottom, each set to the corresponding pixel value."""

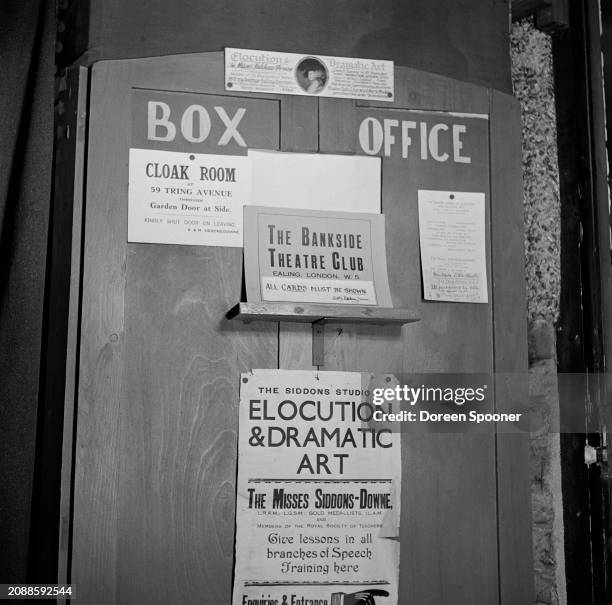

left=71, top=61, right=131, bottom=602
left=227, top=302, right=420, bottom=324
left=58, top=0, right=513, bottom=92
left=489, top=90, right=534, bottom=604
left=118, top=244, right=276, bottom=602
left=275, top=88, right=319, bottom=372
left=66, top=54, right=534, bottom=603
left=318, top=68, right=500, bottom=604
left=116, top=60, right=284, bottom=603
left=69, top=52, right=317, bottom=603
left=57, top=65, right=88, bottom=590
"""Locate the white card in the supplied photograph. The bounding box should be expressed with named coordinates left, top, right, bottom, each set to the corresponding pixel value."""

left=418, top=189, right=488, bottom=303
left=128, top=149, right=250, bottom=247
left=249, top=150, right=381, bottom=213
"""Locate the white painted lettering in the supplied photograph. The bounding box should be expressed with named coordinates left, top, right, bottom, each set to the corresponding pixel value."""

left=428, top=123, right=449, bottom=162
left=383, top=119, right=399, bottom=156
left=180, top=105, right=212, bottom=143
left=452, top=124, right=471, bottom=163
left=147, top=101, right=176, bottom=141
left=215, top=107, right=246, bottom=146
left=401, top=120, right=417, bottom=158
left=358, top=117, right=383, bottom=155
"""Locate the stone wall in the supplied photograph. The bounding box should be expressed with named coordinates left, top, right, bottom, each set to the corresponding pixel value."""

left=510, top=19, right=566, bottom=605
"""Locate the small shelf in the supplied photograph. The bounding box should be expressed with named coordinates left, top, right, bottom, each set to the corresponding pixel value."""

left=227, top=302, right=419, bottom=367
left=226, top=302, right=420, bottom=326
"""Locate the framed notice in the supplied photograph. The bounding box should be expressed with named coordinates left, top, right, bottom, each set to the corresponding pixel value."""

left=244, top=206, right=393, bottom=306
left=225, top=48, right=394, bottom=101
left=233, top=370, right=401, bottom=605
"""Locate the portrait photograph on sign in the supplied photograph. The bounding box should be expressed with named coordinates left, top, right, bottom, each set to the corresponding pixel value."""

left=244, top=206, right=393, bottom=306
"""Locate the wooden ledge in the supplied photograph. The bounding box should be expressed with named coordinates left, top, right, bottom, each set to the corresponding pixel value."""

left=226, top=302, right=420, bottom=325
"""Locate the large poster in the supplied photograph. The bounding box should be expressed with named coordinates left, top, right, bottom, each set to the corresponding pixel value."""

left=233, top=370, right=401, bottom=605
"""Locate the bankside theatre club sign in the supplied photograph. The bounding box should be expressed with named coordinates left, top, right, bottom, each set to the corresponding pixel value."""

left=244, top=207, right=392, bottom=306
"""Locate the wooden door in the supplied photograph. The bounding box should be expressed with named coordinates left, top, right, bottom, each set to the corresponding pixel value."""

left=64, top=52, right=532, bottom=604
left=69, top=52, right=316, bottom=603
left=310, top=70, right=531, bottom=605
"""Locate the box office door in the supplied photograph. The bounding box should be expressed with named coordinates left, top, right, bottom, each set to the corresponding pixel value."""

left=280, top=67, right=532, bottom=605
left=321, top=78, right=500, bottom=605
left=67, top=53, right=317, bottom=604
left=65, top=53, right=532, bottom=604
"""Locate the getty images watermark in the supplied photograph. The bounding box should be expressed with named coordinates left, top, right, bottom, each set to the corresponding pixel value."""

left=370, top=381, right=513, bottom=425
left=361, top=372, right=611, bottom=434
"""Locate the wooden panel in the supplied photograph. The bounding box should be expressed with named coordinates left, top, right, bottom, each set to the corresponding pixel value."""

left=313, top=68, right=499, bottom=604
left=59, top=0, right=513, bottom=93
left=227, top=302, right=419, bottom=324
left=317, top=68, right=492, bottom=375
left=70, top=53, right=316, bottom=602
left=118, top=245, right=275, bottom=603
left=69, top=52, right=533, bottom=604
left=357, top=64, right=489, bottom=113
left=57, top=65, right=89, bottom=588
left=71, top=61, right=131, bottom=602
left=585, top=0, right=612, bottom=431
left=489, top=90, right=534, bottom=604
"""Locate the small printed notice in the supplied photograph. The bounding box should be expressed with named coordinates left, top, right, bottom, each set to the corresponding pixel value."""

left=244, top=206, right=392, bottom=306
left=249, top=150, right=381, bottom=214
left=233, top=369, right=400, bottom=605
left=225, top=48, right=394, bottom=101
left=128, top=149, right=250, bottom=246
left=418, top=190, right=488, bottom=303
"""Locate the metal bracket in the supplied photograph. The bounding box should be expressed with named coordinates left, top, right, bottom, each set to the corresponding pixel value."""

left=312, top=320, right=326, bottom=367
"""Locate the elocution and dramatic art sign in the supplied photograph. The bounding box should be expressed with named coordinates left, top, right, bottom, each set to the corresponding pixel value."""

left=233, top=370, right=401, bottom=605
left=225, top=48, right=394, bottom=101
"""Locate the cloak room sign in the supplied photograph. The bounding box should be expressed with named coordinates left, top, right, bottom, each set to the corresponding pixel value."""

left=128, top=88, right=278, bottom=247
left=233, top=370, right=401, bottom=605
left=244, top=206, right=393, bottom=306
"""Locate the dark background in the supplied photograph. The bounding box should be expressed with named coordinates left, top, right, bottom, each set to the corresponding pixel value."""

left=0, top=0, right=55, bottom=583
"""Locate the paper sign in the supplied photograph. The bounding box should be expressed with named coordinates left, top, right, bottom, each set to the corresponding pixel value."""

left=233, top=370, right=401, bottom=605
left=128, top=149, right=250, bottom=246
left=249, top=150, right=381, bottom=213
left=226, top=48, right=394, bottom=101
left=418, top=190, right=488, bottom=303
left=244, top=206, right=393, bottom=306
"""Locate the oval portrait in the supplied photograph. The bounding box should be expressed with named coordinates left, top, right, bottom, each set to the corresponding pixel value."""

left=295, top=57, right=329, bottom=95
